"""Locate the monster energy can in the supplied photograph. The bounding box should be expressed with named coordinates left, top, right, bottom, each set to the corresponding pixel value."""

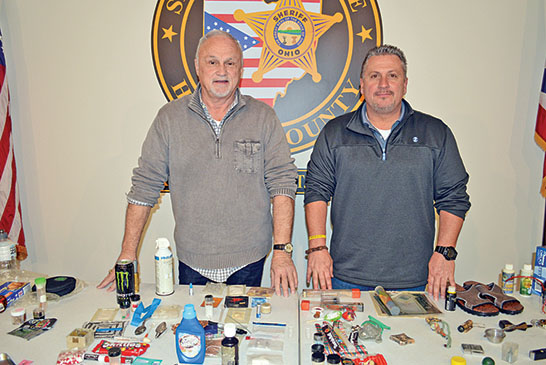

left=115, top=259, right=135, bottom=307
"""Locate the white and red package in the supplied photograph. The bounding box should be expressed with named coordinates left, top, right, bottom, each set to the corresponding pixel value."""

left=56, top=349, right=85, bottom=365
left=92, top=340, right=149, bottom=357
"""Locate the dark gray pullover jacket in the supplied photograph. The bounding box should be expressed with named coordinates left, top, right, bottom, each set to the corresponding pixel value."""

left=304, top=100, right=470, bottom=288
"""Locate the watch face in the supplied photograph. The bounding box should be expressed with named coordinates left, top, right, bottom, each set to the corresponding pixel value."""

left=284, top=243, right=293, bottom=253
left=437, top=246, right=457, bottom=260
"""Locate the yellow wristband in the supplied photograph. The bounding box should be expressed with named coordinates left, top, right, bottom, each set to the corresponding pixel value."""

left=309, top=234, right=326, bottom=241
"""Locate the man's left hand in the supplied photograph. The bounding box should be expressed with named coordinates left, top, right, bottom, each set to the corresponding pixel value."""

left=270, top=252, right=298, bottom=297
left=427, top=252, right=455, bottom=301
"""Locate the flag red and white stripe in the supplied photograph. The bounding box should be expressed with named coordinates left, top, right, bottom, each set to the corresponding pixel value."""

left=0, top=32, right=26, bottom=260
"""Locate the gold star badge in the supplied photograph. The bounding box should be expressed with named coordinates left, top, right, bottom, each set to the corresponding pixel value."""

left=234, top=0, right=342, bottom=83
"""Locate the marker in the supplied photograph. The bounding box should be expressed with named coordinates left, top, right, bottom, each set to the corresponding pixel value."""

left=189, top=283, right=194, bottom=296
left=252, top=321, right=286, bottom=327
left=83, top=353, right=133, bottom=363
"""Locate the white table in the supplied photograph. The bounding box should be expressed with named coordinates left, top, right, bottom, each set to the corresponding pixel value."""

left=0, top=282, right=299, bottom=364
left=299, top=290, right=546, bottom=364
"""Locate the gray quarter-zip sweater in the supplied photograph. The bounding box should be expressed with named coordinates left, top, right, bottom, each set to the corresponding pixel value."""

left=304, top=100, right=470, bottom=288
left=128, top=88, right=297, bottom=269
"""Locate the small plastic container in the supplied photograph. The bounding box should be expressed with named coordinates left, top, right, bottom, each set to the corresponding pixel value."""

left=311, top=343, right=325, bottom=354
left=131, top=294, right=141, bottom=312
left=326, top=354, right=341, bottom=364
left=502, top=342, right=518, bottom=363
left=445, top=285, right=456, bottom=311
left=205, top=294, right=214, bottom=319
left=108, top=347, right=122, bottom=365
left=312, top=351, right=325, bottom=364
left=11, top=307, right=26, bottom=325
left=502, top=264, right=515, bottom=294
left=519, top=264, right=533, bottom=296
left=34, top=277, right=47, bottom=310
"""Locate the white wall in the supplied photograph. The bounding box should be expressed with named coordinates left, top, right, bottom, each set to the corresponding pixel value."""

left=0, top=0, right=544, bottom=289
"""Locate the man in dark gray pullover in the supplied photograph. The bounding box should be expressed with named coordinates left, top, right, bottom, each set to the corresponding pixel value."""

left=304, top=45, right=470, bottom=300
left=99, top=30, right=298, bottom=296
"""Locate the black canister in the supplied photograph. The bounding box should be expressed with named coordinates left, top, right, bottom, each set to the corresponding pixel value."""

left=445, top=285, right=456, bottom=311
left=312, top=351, right=325, bottom=364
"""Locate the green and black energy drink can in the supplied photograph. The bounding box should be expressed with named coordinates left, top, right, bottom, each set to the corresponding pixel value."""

left=115, top=259, right=135, bottom=307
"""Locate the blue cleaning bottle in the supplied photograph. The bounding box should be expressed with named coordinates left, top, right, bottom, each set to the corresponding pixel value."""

left=175, top=304, right=206, bottom=364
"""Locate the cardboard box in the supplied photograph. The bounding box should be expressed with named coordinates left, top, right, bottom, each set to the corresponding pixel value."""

left=532, top=246, right=546, bottom=295
left=0, top=281, right=30, bottom=307
left=66, top=328, right=94, bottom=349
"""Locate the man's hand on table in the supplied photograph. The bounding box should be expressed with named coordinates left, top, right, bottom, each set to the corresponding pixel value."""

left=427, top=252, right=455, bottom=301
left=270, top=251, right=298, bottom=297
left=306, top=250, right=333, bottom=290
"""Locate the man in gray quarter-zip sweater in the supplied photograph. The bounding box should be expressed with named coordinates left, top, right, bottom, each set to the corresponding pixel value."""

left=98, top=30, right=298, bottom=297
left=304, top=45, right=470, bottom=300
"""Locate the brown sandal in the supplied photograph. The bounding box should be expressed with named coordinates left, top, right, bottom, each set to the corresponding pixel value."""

left=463, top=281, right=524, bottom=315
left=456, top=283, right=500, bottom=317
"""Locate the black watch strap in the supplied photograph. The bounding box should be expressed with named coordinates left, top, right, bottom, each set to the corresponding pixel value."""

left=435, top=246, right=458, bottom=260
left=273, top=242, right=293, bottom=254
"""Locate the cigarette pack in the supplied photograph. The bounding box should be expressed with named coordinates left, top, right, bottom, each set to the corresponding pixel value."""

left=0, top=281, right=30, bottom=307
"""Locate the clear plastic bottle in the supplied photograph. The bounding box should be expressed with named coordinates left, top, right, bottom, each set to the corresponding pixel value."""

left=221, top=322, right=239, bottom=365
left=0, top=230, right=17, bottom=271
left=155, top=238, right=174, bottom=296
left=34, top=277, right=47, bottom=310
left=520, top=264, right=533, bottom=296
left=175, top=304, right=206, bottom=364
left=502, top=264, right=515, bottom=294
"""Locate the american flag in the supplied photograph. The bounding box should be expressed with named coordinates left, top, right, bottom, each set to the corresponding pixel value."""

left=204, top=0, right=321, bottom=106
left=536, top=62, right=546, bottom=198
left=0, top=30, right=26, bottom=260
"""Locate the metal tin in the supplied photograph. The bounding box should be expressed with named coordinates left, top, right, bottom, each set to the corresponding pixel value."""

left=115, top=260, right=135, bottom=307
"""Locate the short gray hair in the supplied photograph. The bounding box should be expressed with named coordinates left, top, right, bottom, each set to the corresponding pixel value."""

left=195, top=30, right=244, bottom=67
left=360, top=44, right=407, bottom=78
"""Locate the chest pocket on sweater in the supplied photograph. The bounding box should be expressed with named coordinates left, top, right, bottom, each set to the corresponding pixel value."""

left=234, top=140, right=262, bottom=173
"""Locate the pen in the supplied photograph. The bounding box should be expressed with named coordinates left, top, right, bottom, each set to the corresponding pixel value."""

left=252, top=321, right=286, bottom=327
left=95, top=327, right=124, bottom=332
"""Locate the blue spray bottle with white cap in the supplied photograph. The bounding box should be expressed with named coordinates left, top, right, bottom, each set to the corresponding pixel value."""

left=175, top=303, right=205, bottom=364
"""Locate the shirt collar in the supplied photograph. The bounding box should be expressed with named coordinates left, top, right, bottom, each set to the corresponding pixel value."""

left=197, top=85, right=240, bottom=122
left=361, top=101, right=406, bottom=131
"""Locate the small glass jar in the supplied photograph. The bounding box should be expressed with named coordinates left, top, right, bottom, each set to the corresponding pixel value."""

left=33, top=307, right=45, bottom=319
left=11, top=307, right=26, bottom=325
